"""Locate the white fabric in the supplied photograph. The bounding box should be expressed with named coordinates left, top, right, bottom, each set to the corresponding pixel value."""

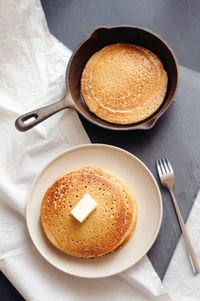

left=0, top=0, right=172, bottom=300
left=163, top=191, right=200, bottom=301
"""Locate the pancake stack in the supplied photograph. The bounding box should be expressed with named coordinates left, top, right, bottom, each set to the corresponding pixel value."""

left=41, top=167, right=137, bottom=258
left=81, top=43, right=168, bottom=124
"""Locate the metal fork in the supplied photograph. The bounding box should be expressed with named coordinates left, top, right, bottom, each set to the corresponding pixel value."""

left=156, top=158, right=200, bottom=275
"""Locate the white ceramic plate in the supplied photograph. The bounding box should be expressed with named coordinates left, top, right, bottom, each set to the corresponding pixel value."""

left=26, top=144, right=162, bottom=278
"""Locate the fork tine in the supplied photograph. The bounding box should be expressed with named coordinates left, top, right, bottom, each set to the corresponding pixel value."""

left=159, top=159, right=165, bottom=174
left=164, top=158, right=172, bottom=173
left=163, top=158, right=170, bottom=173
left=161, top=159, right=167, bottom=173
left=156, top=159, right=164, bottom=176
left=165, top=158, right=174, bottom=173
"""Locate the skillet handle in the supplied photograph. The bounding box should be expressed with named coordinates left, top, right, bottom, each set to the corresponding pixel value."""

left=15, top=95, right=74, bottom=132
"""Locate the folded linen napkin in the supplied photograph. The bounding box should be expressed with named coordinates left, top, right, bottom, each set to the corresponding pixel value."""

left=163, top=190, right=200, bottom=301
left=0, top=0, right=171, bottom=300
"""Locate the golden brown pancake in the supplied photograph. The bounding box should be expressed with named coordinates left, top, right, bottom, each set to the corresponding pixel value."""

left=41, top=167, right=137, bottom=258
left=81, top=43, right=168, bottom=124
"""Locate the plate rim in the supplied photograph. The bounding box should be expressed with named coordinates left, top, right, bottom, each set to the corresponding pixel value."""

left=26, top=143, right=163, bottom=278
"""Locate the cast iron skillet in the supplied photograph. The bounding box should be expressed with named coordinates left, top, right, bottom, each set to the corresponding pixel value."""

left=15, top=26, right=179, bottom=131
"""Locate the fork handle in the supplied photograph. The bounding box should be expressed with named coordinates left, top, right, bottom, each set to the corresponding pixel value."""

left=169, top=188, right=200, bottom=274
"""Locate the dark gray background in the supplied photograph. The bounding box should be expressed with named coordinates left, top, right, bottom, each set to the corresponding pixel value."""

left=1, top=0, right=200, bottom=300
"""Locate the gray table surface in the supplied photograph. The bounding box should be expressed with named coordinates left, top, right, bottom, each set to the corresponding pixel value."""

left=1, top=1, right=200, bottom=300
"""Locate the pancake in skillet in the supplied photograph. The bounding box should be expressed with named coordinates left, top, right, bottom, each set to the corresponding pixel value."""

left=41, top=167, right=137, bottom=258
left=81, top=43, right=168, bottom=124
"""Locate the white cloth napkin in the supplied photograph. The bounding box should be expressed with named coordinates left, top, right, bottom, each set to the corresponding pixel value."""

left=0, top=0, right=172, bottom=300
left=163, top=190, right=200, bottom=301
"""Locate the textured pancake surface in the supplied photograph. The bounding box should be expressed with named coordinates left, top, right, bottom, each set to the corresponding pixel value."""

left=81, top=43, right=168, bottom=124
left=41, top=167, right=137, bottom=258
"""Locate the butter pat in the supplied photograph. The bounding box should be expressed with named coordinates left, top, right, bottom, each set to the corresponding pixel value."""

left=71, top=193, right=97, bottom=222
